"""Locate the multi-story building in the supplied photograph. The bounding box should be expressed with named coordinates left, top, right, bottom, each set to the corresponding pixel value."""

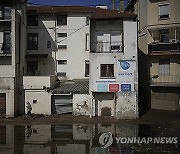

left=89, top=10, right=138, bottom=119
left=24, top=6, right=92, bottom=115
left=24, top=6, right=139, bottom=118
left=126, top=0, right=180, bottom=111
left=0, top=0, right=27, bottom=117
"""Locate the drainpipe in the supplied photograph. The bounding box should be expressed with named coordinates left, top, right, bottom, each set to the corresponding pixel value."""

left=112, top=0, right=116, bottom=10
left=119, top=0, right=124, bottom=12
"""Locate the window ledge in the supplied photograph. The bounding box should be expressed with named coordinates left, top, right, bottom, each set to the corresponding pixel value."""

left=158, top=17, right=170, bottom=21
left=100, top=77, right=116, bottom=79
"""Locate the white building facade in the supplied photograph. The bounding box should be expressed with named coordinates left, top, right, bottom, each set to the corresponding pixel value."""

left=0, top=0, right=27, bottom=117
left=89, top=12, right=138, bottom=119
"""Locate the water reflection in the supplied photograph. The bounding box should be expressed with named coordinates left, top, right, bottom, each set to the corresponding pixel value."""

left=0, top=124, right=179, bottom=154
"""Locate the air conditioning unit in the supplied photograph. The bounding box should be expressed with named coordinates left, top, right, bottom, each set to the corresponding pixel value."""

left=170, top=39, right=179, bottom=43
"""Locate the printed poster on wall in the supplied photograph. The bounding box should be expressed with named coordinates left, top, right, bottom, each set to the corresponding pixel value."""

left=117, top=60, right=136, bottom=82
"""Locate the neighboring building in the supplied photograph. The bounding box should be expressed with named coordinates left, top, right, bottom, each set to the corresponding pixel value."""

left=126, top=0, right=180, bottom=111
left=0, top=0, right=27, bottom=117
left=89, top=10, right=138, bottom=119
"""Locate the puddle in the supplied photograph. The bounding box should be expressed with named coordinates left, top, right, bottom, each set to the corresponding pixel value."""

left=0, top=124, right=179, bottom=154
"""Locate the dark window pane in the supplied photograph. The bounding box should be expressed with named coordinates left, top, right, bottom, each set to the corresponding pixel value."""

left=27, top=33, right=38, bottom=50
left=27, top=15, right=38, bottom=26
left=101, top=64, right=114, bottom=77
left=57, top=15, right=67, bottom=25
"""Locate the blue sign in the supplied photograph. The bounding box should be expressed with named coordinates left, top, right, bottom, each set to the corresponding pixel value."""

left=121, top=84, right=131, bottom=91
left=97, top=84, right=108, bottom=92
left=120, top=61, right=130, bottom=70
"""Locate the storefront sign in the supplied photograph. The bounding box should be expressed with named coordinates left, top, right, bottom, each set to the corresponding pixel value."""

left=109, top=84, right=119, bottom=92
left=97, top=84, right=108, bottom=92
left=121, top=84, right=131, bottom=92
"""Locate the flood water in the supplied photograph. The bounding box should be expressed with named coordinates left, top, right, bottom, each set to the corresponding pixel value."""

left=0, top=124, right=179, bottom=154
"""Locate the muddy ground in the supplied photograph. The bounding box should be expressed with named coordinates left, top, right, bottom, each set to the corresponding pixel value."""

left=0, top=109, right=180, bottom=136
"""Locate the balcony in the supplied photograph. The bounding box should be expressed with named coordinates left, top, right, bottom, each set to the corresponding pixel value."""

left=0, top=43, right=11, bottom=56
left=23, top=75, right=57, bottom=90
left=150, top=75, right=180, bottom=87
left=148, top=42, right=180, bottom=55
left=90, top=42, right=123, bottom=53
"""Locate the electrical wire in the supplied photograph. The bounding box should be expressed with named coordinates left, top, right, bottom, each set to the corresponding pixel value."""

left=57, top=24, right=87, bottom=43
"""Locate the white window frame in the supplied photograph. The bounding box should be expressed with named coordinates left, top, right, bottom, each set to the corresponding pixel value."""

left=159, top=3, right=169, bottom=19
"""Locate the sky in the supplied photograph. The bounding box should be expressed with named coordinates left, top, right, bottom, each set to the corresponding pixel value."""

left=28, top=0, right=129, bottom=9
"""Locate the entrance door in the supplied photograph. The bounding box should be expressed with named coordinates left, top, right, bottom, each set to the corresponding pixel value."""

left=0, top=93, right=6, bottom=117
left=52, top=95, right=73, bottom=114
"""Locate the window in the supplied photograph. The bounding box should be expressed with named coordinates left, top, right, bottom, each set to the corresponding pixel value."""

left=57, top=33, right=67, bottom=37
left=159, top=3, right=169, bottom=19
left=86, top=16, right=90, bottom=25
left=27, top=61, right=38, bottom=76
left=85, top=33, right=90, bottom=51
left=58, top=45, right=67, bottom=49
left=58, top=60, right=67, bottom=64
left=27, top=15, right=38, bottom=26
left=100, top=64, right=114, bottom=77
left=160, top=29, right=169, bottom=43
left=57, top=15, right=67, bottom=25
left=159, top=59, right=170, bottom=75
left=47, top=41, right=51, bottom=48
left=3, top=31, right=11, bottom=52
left=57, top=72, right=66, bottom=77
left=85, top=60, right=89, bottom=77
left=3, top=5, right=11, bottom=20
left=27, top=33, right=38, bottom=50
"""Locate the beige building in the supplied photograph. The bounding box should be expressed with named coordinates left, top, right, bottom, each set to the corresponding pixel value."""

left=126, top=0, right=180, bottom=111
left=0, top=0, right=27, bottom=117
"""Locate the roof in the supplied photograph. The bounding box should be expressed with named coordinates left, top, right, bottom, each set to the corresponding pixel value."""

left=52, top=79, right=89, bottom=94
left=27, top=6, right=136, bottom=19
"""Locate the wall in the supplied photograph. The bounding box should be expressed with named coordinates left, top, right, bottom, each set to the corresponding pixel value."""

left=26, top=14, right=56, bottom=76
left=56, top=14, right=90, bottom=80
left=25, top=90, right=51, bottom=115
left=0, top=78, right=15, bottom=117
left=89, top=20, right=138, bottom=119
left=73, top=94, right=90, bottom=116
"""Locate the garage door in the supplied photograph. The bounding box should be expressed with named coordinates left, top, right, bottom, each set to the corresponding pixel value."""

left=52, top=95, right=73, bottom=114
left=0, top=93, right=6, bottom=117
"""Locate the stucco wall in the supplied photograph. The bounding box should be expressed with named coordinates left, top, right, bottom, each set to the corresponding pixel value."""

left=25, top=90, right=51, bottom=115
left=73, top=94, right=90, bottom=116
left=56, top=14, right=90, bottom=80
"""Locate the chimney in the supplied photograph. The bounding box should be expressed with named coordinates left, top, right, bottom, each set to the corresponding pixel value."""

left=112, top=0, right=116, bottom=10
left=119, top=0, right=124, bottom=11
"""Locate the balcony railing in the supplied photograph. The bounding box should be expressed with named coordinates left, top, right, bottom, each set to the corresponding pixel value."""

left=0, top=43, right=11, bottom=55
left=150, top=75, right=180, bottom=87
left=148, top=42, right=180, bottom=54
left=90, top=42, right=123, bottom=53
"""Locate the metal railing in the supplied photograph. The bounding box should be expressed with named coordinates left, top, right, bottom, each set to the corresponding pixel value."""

left=148, top=42, right=180, bottom=53
left=90, top=41, right=123, bottom=53
left=150, top=75, right=180, bottom=86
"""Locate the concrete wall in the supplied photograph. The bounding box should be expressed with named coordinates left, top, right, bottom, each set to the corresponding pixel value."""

left=147, top=0, right=180, bottom=26
left=25, top=90, right=51, bottom=115
left=89, top=20, right=138, bottom=119
left=151, top=91, right=179, bottom=110
left=73, top=94, right=90, bottom=116
left=56, top=14, right=90, bottom=80
left=23, top=76, right=57, bottom=89
left=26, top=14, right=56, bottom=76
